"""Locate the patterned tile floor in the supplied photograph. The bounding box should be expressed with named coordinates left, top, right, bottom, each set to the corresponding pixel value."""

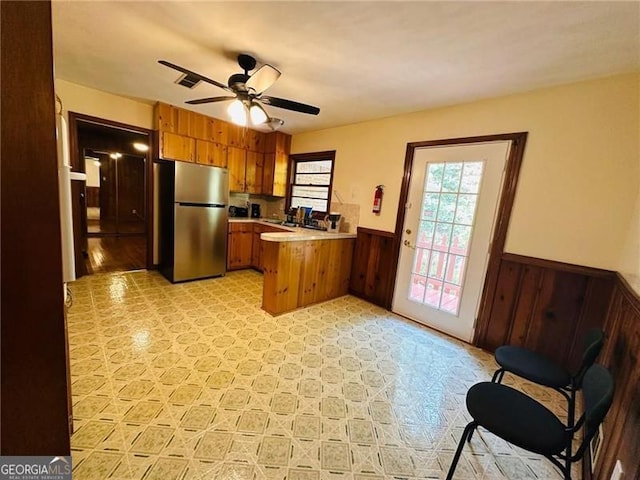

left=67, top=269, right=576, bottom=479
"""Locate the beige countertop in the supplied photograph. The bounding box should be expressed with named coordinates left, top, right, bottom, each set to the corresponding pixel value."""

left=228, top=218, right=356, bottom=242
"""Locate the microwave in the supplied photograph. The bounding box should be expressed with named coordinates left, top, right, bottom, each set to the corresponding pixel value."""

left=229, top=206, right=249, bottom=217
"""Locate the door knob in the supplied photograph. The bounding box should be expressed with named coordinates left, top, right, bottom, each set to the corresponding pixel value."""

left=405, top=229, right=412, bottom=234
left=403, top=239, right=415, bottom=249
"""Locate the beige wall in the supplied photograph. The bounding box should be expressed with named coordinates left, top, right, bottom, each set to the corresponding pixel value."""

left=55, top=79, right=154, bottom=129
left=292, top=73, right=640, bottom=271
left=620, top=187, right=640, bottom=277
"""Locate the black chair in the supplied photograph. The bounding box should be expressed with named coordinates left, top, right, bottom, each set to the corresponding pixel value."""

left=446, top=363, right=614, bottom=480
left=491, top=328, right=604, bottom=427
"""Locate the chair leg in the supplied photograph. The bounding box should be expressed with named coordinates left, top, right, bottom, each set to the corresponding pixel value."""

left=446, top=422, right=477, bottom=480
left=491, top=369, right=504, bottom=383
left=564, top=388, right=576, bottom=475
left=467, top=423, right=477, bottom=443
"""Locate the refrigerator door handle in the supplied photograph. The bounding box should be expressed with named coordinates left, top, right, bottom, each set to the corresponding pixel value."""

left=177, top=202, right=226, bottom=208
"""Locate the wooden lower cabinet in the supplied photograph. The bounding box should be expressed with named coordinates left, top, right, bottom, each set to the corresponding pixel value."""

left=252, top=226, right=263, bottom=271
left=262, top=238, right=355, bottom=315
left=228, top=222, right=300, bottom=272
left=227, top=223, right=253, bottom=270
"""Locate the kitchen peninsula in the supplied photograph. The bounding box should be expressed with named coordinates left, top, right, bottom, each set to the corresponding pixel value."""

left=229, top=219, right=356, bottom=315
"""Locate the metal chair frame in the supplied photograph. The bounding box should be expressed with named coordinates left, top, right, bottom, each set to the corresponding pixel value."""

left=447, top=364, right=614, bottom=480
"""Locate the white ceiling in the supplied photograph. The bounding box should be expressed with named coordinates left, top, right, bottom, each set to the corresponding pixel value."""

left=52, top=1, right=640, bottom=134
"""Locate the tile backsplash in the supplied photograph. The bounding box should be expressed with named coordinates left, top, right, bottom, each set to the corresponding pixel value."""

left=328, top=202, right=360, bottom=233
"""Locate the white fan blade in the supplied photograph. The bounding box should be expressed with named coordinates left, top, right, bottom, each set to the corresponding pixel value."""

left=246, top=64, right=281, bottom=94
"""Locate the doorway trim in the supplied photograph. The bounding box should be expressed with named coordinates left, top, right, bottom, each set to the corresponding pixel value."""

left=68, top=112, right=154, bottom=270
left=388, top=132, right=528, bottom=345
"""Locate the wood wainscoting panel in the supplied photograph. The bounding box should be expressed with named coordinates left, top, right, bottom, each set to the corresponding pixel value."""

left=349, top=227, right=396, bottom=309
left=476, top=253, right=615, bottom=371
left=591, top=276, right=640, bottom=480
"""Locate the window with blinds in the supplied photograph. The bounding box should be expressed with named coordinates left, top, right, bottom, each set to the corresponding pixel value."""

left=287, top=152, right=335, bottom=214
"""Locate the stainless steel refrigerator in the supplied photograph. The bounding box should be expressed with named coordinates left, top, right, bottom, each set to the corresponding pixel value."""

left=159, top=161, right=228, bottom=282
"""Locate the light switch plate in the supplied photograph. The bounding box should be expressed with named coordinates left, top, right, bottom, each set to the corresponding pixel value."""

left=611, top=460, right=624, bottom=480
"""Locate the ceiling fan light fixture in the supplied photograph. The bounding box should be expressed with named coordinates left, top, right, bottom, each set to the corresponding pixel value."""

left=227, top=99, right=248, bottom=126
left=265, top=117, right=284, bottom=131
left=249, top=103, right=268, bottom=125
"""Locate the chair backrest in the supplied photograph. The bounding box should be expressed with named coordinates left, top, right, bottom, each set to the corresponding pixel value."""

left=573, top=364, right=614, bottom=460
left=573, top=328, right=605, bottom=387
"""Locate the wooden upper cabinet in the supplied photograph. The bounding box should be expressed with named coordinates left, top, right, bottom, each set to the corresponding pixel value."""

left=155, top=104, right=289, bottom=188
left=209, top=117, right=229, bottom=145
left=156, top=102, right=190, bottom=136
left=156, top=102, right=175, bottom=132
left=246, top=130, right=266, bottom=153
left=264, top=131, right=290, bottom=155
left=262, top=132, right=291, bottom=197
left=228, top=146, right=247, bottom=192
left=227, top=123, right=245, bottom=148
left=246, top=151, right=264, bottom=194
left=189, top=111, right=208, bottom=139
left=161, top=132, right=195, bottom=162
left=195, top=139, right=227, bottom=168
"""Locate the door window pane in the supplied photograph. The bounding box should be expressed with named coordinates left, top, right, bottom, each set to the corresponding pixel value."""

left=412, top=248, right=430, bottom=276
left=460, top=162, right=483, bottom=193
left=433, top=222, right=452, bottom=252
left=425, top=163, right=444, bottom=192
left=408, top=160, right=485, bottom=315
left=436, top=193, right=457, bottom=222
left=422, top=193, right=439, bottom=220
left=409, top=274, right=427, bottom=302
left=451, top=224, right=472, bottom=255
left=455, top=194, right=478, bottom=225
left=417, top=221, right=435, bottom=249
left=442, top=163, right=462, bottom=192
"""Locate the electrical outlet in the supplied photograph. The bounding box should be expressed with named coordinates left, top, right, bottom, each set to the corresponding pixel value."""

left=611, top=460, right=624, bottom=480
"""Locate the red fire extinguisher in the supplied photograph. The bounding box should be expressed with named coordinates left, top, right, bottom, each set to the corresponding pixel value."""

left=372, top=185, right=384, bottom=214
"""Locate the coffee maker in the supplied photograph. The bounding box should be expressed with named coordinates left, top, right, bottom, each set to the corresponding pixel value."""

left=325, top=212, right=342, bottom=233
left=250, top=203, right=261, bottom=218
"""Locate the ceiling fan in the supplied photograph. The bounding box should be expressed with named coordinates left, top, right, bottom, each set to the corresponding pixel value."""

left=158, top=54, right=320, bottom=130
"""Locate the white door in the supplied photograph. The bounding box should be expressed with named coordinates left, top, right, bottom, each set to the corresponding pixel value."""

left=392, top=141, right=510, bottom=342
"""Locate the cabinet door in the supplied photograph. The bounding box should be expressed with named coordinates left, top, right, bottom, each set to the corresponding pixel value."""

left=228, top=147, right=247, bottom=192
left=246, top=151, right=264, bottom=194
left=252, top=231, right=262, bottom=270
left=263, top=132, right=290, bottom=197
left=262, top=153, right=275, bottom=195
left=161, top=132, right=195, bottom=162
left=272, top=151, right=289, bottom=197
left=175, top=108, right=191, bottom=136
left=196, top=140, right=228, bottom=168
left=208, top=117, right=229, bottom=145
left=227, top=123, right=246, bottom=148
left=190, top=111, right=209, bottom=140
left=228, top=223, right=253, bottom=269
left=156, top=102, right=176, bottom=132
left=246, top=130, right=266, bottom=153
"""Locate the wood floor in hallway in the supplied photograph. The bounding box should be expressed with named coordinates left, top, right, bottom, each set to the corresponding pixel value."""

left=86, top=235, right=146, bottom=274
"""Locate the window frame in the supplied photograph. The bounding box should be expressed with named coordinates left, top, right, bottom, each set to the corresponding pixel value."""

left=286, top=150, right=336, bottom=215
